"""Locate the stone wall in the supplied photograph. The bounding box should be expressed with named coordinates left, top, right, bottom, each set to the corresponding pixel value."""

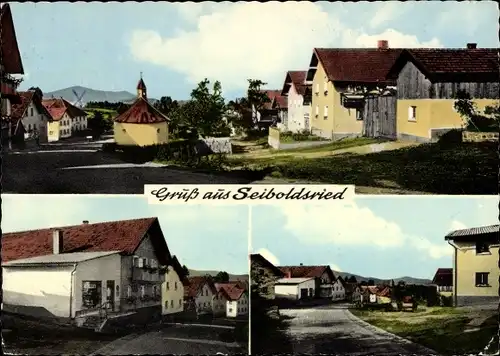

left=196, top=137, right=232, bottom=155
left=456, top=295, right=499, bottom=307
left=462, top=131, right=499, bottom=143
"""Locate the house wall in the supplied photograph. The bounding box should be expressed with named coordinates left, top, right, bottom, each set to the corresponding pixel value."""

left=455, top=243, right=499, bottom=306
left=114, top=122, right=169, bottom=146
left=396, top=61, right=500, bottom=142
left=287, top=84, right=311, bottom=132
left=121, top=234, right=164, bottom=313
left=194, top=283, right=215, bottom=315
left=58, top=113, right=73, bottom=139
left=275, top=279, right=316, bottom=300
left=3, top=265, right=74, bottom=318
left=227, top=293, right=249, bottom=318
left=72, top=253, right=122, bottom=317
left=161, top=265, right=184, bottom=315
left=332, top=280, right=346, bottom=301
left=21, top=102, right=48, bottom=142
left=310, top=63, right=363, bottom=139
left=213, top=291, right=227, bottom=317
left=47, top=121, right=60, bottom=142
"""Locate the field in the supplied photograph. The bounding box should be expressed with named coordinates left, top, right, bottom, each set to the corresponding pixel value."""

left=350, top=306, right=498, bottom=355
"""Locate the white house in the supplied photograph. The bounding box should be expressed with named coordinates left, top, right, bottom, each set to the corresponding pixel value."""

left=42, top=97, right=88, bottom=142
left=11, top=90, right=52, bottom=144
left=161, top=256, right=185, bottom=317
left=215, top=282, right=249, bottom=318
left=184, top=276, right=217, bottom=315
left=2, top=217, right=184, bottom=328
left=281, top=71, right=312, bottom=133
left=274, top=277, right=316, bottom=300
left=213, top=286, right=228, bottom=317
left=332, top=278, right=346, bottom=301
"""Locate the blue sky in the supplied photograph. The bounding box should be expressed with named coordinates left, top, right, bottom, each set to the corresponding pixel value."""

left=251, top=196, right=498, bottom=280
left=1, top=195, right=249, bottom=275
left=11, top=1, right=498, bottom=100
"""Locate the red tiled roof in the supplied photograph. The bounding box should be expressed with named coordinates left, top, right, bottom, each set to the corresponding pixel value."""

left=2, top=217, right=159, bottom=263
left=184, top=276, right=217, bottom=298
left=41, top=98, right=88, bottom=121
left=388, top=48, right=499, bottom=82
left=278, top=265, right=334, bottom=280
left=282, top=71, right=308, bottom=96
left=11, top=91, right=53, bottom=121
left=114, top=97, right=168, bottom=124
left=215, top=282, right=246, bottom=301
left=432, top=268, right=452, bottom=286
left=0, top=3, right=24, bottom=74
left=261, top=90, right=287, bottom=110
left=313, top=48, right=402, bottom=84
left=361, top=285, right=379, bottom=294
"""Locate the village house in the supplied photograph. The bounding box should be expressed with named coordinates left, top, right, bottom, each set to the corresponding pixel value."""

left=2, top=217, right=183, bottom=330
left=281, top=70, right=312, bottom=132
left=183, top=276, right=217, bottom=316
left=332, top=276, right=346, bottom=301
left=445, top=224, right=499, bottom=307
left=253, top=90, right=287, bottom=130
left=357, top=285, right=392, bottom=305
left=42, top=97, right=88, bottom=141
left=113, top=76, right=169, bottom=146
left=306, top=40, right=401, bottom=140
left=1, top=3, right=25, bottom=149
left=278, top=265, right=339, bottom=299
left=250, top=253, right=285, bottom=300
left=161, top=255, right=186, bottom=320
left=216, top=282, right=249, bottom=318
left=11, top=90, right=53, bottom=145
left=386, top=43, right=499, bottom=142
left=431, top=268, right=453, bottom=297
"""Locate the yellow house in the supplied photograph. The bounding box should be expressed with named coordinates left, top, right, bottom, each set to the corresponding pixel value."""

left=42, top=98, right=88, bottom=142
left=306, top=40, right=401, bottom=140
left=387, top=44, right=499, bottom=142
left=161, top=256, right=185, bottom=319
left=114, top=77, right=169, bottom=146
left=445, top=224, right=499, bottom=307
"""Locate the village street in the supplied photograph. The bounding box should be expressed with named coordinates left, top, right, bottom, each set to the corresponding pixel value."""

left=280, top=304, right=438, bottom=356
left=91, top=323, right=246, bottom=355
left=1, top=140, right=251, bottom=194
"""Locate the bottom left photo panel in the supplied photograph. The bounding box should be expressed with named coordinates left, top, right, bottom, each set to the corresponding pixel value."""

left=1, top=195, right=250, bottom=356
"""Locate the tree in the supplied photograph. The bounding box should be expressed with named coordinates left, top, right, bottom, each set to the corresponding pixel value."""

left=367, top=279, right=375, bottom=286
left=214, top=271, right=230, bottom=283
left=154, top=96, right=179, bottom=117
left=87, top=111, right=112, bottom=138
left=28, top=86, right=43, bottom=100
left=182, top=265, right=190, bottom=277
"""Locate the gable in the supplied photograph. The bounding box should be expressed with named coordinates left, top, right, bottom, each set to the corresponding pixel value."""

left=0, top=4, right=24, bottom=74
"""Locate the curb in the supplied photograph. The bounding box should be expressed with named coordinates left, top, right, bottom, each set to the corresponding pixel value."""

left=345, top=309, right=441, bottom=355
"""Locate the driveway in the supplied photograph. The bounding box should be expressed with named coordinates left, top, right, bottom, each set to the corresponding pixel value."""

left=280, top=304, right=439, bottom=355
left=91, top=324, right=247, bottom=355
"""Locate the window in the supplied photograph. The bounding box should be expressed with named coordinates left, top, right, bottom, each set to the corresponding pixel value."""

left=476, top=242, right=490, bottom=254
left=49, top=131, right=53, bottom=135
left=166, top=282, right=170, bottom=290
left=157, top=128, right=160, bottom=133
left=175, top=282, right=177, bottom=290
left=315, top=83, right=319, bottom=94
left=323, top=81, right=328, bottom=94
left=127, top=285, right=132, bottom=297
left=323, top=106, right=328, bottom=118
left=475, top=272, right=489, bottom=287
left=356, top=109, right=363, bottom=121
left=170, top=300, right=174, bottom=308
left=179, top=299, right=182, bottom=306
left=140, top=285, right=145, bottom=297
left=408, top=106, right=417, bottom=121
left=229, top=308, right=233, bottom=313
left=315, top=105, right=319, bottom=117
left=138, top=258, right=144, bottom=268
left=116, top=285, right=120, bottom=297
left=30, top=108, right=34, bottom=116
left=165, top=301, right=169, bottom=309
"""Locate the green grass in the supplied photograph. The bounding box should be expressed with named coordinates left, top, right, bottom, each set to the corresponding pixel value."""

left=350, top=308, right=498, bottom=355
left=227, top=140, right=497, bottom=194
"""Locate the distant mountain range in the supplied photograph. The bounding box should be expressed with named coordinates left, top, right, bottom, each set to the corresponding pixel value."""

left=44, top=85, right=158, bottom=105
left=189, top=269, right=249, bottom=282
left=334, top=270, right=432, bottom=285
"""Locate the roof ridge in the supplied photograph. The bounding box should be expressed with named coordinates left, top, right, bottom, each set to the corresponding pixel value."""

left=2, top=216, right=158, bottom=236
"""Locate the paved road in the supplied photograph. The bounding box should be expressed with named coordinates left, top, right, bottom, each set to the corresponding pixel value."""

left=280, top=304, right=438, bottom=356
left=92, top=324, right=247, bottom=355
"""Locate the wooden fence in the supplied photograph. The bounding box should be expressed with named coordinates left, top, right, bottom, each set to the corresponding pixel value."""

left=363, top=94, right=397, bottom=140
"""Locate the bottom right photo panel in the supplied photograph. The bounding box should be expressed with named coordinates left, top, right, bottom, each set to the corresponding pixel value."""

left=250, top=196, right=499, bottom=356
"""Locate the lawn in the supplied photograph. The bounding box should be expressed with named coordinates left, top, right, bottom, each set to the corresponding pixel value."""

left=350, top=306, right=498, bottom=355
left=226, top=139, right=498, bottom=194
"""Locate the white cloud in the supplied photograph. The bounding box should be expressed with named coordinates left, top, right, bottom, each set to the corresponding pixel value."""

left=129, top=2, right=442, bottom=92
left=369, top=2, right=410, bottom=29
left=329, top=263, right=342, bottom=272
left=355, top=29, right=442, bottom=48
left=256, top=248, right=280, bottom=266
left=280, top=202, right=451, bottom=260
left=449, top=220, right=468, bottom=232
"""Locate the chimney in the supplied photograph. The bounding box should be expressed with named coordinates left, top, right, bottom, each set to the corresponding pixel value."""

left=82, top=220, right=89, bottom=224
left=377, top=40, right=389, bottom=50
left=52, top=230, right=63, bottom=255
left=466, top=43, right=477, bottom=49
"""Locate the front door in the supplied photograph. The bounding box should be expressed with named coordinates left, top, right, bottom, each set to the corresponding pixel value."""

left=106, top=280, right=115, bottom=311
left=300, top=288, right=308, bottom=299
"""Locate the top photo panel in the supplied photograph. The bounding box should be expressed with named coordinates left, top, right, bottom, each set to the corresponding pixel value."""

left=1, top=1, right=498, bottom=195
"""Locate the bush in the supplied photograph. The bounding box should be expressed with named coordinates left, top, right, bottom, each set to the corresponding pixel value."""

left=102, top=142, right=117, bottom=153
left=441, top=295, right=453, bottom=307
left=438, top=129, right=463, bottom=146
